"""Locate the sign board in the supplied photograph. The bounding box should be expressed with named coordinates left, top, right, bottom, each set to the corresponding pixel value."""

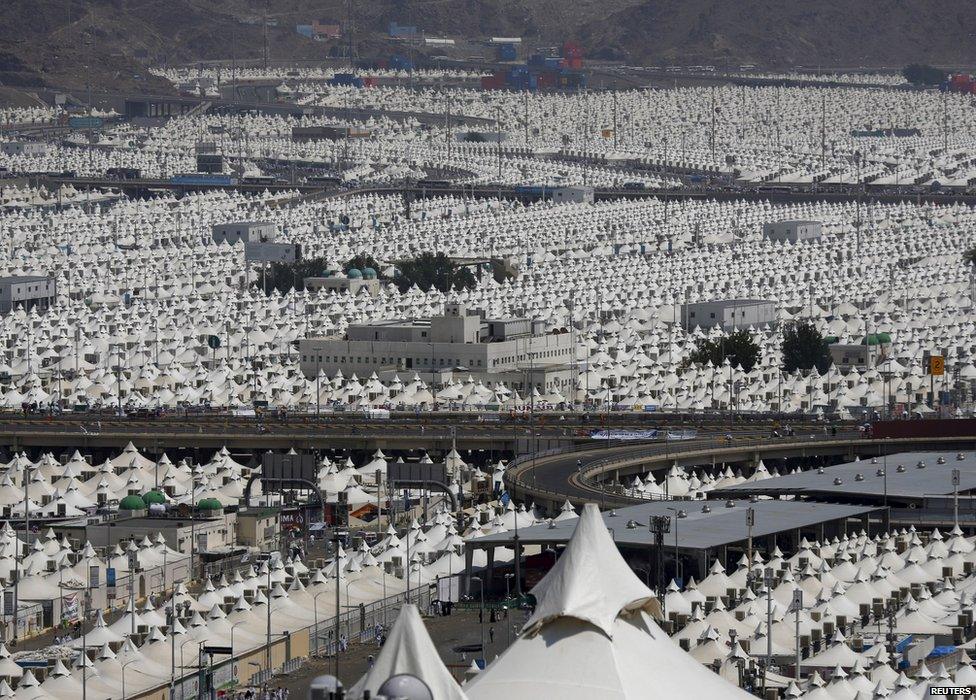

left=203, top=645, right=233, bottom=655
left=106, top=567, right=116, bottom=587
left=788, top=589, right=803, bottom=613
left=929, top=355, right=945, bottom=376
left=261, top=452, right=317, bottom=484
left=952, top=469, right=961, bottom=486
left=746, top=508, right=755, bottom=527
left=207, top=335, right=221, bottom=350
left=88, top=566, right=100, bottom=588
left=245, top=242, right=301, bottom=263
left=15, top=660, right=48, bottom=669
left=387, top=462, right=448, bottom=485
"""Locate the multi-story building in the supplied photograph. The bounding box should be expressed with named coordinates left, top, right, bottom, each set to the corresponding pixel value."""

left=0, top=275, right=56, bottom=314
left=762, top=220, right=823, bottom=244
left=212, top=221, right=276, bottom=245
left=299, top=303, right=576, bottom=396
left=681, top=299, right=777, bottom=332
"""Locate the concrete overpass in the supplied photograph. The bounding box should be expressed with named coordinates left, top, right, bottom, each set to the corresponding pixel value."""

left=505, top=432, right=976, bottom=513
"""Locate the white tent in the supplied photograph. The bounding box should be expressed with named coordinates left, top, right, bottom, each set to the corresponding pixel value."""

left=348, top=604, right=468, bottom=700
left=465, top=504, right=751, bottom=699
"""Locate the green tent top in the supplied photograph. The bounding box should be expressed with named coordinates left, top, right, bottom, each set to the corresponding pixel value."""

left=824, top=336, right=839, bottom=345
left=196, top=498, right=223, bottom=511
left=863, top=333, right=892, bottom=346
left=142, top=491, right=166, bottom=505
left=119, top=495, right=146, bottom=511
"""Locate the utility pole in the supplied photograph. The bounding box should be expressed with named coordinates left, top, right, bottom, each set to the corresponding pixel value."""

left=746, top=507, right=755, bottom=585
left=820, top=92, right=826, bottom=169
left=710, top=86, right=716, bottom=163
left=612, top=90, right=618, bottom=149
left=262, top=0, right=269, bottom=72
left=943, top=91, right=948, bottom=152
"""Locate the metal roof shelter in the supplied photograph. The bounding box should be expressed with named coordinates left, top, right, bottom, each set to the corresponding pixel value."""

left=466, top=499, right=883, bottom=585
left=712, top=451, right=974, bottom=505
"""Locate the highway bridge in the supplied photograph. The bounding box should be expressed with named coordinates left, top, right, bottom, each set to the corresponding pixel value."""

left=29, top=175, right=976, bottom=208
left=505, top=432, right=976, bottom=513
left=0, top=412, right=802, bottom=458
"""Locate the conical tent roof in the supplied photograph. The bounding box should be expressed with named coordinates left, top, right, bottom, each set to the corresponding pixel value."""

left=465, top=503, right=751, bottom=700
left=348, top=604, right=467, bottom=700
left=522, top=503, right=661, bottom=637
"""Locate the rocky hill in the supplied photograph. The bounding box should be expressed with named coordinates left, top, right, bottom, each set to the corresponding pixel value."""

left=1, top=0, right=975, bottom=97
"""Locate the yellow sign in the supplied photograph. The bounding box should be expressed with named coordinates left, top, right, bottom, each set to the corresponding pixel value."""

left=930, top=356, right=945, bottom=376
left=601, top=128, right=614, bottom=138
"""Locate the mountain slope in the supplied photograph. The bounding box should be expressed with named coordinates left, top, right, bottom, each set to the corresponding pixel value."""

left=1, top=0, right=974, bottom=95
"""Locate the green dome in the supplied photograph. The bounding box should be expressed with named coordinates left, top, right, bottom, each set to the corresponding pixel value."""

left=347, top=268, right=363, bottom=279
left=142, top=491, right=166, bottom=505
left=119, top=495, right=146, bottom=511
left=196, top=498, right=223, bottom=511
left=362, top=267, right=377, bottom=279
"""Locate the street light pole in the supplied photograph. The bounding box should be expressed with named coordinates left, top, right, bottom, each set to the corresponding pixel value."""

left=471, top=576, right=485, bottom=664
left=121, top=659, right=136, bottom=700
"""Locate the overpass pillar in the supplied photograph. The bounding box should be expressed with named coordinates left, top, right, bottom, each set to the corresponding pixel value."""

left=463, top=546, right=475, bottom=596
left=486, top=546, right=496, bottom=591
left=695, top=550, right=709, bottom=581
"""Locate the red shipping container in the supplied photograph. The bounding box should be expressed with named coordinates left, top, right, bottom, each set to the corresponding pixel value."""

left=481, top=75, right=505, bottom=90
left=361, top=76, right=378, bottom=87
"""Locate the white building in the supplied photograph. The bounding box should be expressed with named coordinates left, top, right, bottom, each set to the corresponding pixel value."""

left=299, top=302, right=576, bottom=394
left=681, top=299, right=777, bottom=332
left=762, top=220, right=822, bottom=244
left=211, top=221, right=276, bottom=245
left=1, top=142, right=49, bottom=157
left=0, top=275, right=56, bottom=314
left=552, top=186, right=594, bottom=204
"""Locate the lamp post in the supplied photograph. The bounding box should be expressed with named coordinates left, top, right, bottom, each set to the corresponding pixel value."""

left=313, top=590, right=329, bottom=655
left=120, top=658, right=137, bottom=700
left=471, top=575, right=485, bottom=664
left=665, top=507, right=683, bottom=585
left=178, top=638, right=198, bottom=700
left=230, top=620, right=247, bottom=655
left=503, top=572, right=514, bottom=600
left=649, top=515, right=671, bottom=615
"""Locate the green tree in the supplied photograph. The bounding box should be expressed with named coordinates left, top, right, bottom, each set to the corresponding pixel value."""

left=259, top=256, right=333, bottom=295
left=393, top=252, right=477, bottom=293
left=902, top=64, right=948, bottom=86
left=686, top=330, right=760, bottom=373
left=963, top=247, right=976, bottom=269
left=781, top=320, right=831, bottom=374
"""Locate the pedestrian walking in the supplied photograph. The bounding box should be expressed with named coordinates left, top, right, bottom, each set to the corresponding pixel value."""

left=489, top=626, right=495, bottom=644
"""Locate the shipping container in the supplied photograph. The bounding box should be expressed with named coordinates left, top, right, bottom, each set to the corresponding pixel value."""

left=329, top=73, right=364, bottom=88
left=481, top=75, right=506, bottom=90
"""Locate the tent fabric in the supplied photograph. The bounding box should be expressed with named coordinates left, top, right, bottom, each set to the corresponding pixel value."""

left=348, top=604, right=468, bottom=700
left=522, top=504, right=661, bottom=638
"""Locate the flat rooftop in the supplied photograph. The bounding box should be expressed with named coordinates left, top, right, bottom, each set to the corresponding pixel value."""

left=713, top=451, right=974, bottom=501
left=472, top=499, right=880, bottom=552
